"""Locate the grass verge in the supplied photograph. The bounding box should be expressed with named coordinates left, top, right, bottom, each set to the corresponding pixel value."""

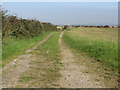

left=18, top=32, right=61, bottom=88
left=2, top=32, right=52, bottom=66
left=63, top=29, right=118, bottom=70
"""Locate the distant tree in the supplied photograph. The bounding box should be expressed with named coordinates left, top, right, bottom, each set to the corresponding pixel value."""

left=103, top=25, right=109, bottom=28
left=63, top=25, right=69, bottom=30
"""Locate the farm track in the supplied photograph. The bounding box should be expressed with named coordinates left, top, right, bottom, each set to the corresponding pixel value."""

left=58, top=31, right=107, bottom=88
left=2, top=33, right=54, bottom=88
left=2, top=31, right=117, bottom=88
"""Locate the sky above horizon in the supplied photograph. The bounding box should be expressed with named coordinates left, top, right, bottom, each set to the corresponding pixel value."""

left=2, top=2, right=118, bottom=25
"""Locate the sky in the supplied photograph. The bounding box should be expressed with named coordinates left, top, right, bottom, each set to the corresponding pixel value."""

left=1, top=0, right=119, bottom=2
left=2, top=2, right=118, bottom=25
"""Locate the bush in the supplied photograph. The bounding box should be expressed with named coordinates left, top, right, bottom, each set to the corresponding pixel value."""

left=2, top=10, right=57, bottom=38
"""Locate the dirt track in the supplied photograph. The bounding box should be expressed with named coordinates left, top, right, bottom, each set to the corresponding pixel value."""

left=58, top=31, right=107, bottom=88
left=2, top=33, right=54, bottom=88
left=2, top=32, right=117, bottom=88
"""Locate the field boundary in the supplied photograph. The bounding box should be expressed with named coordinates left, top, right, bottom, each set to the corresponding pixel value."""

left=3, top=32, right=54, bottom=69
left=2, top=32, right=55, bottom=88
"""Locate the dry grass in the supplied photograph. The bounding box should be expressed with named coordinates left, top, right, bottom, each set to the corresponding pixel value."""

left=63, top=27, right=118, bottom=70
left=71, top=27, right=118, bottom=42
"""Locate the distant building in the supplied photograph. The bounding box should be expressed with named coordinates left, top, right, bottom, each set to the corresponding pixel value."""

left=56, top=26, right=62, bottom=29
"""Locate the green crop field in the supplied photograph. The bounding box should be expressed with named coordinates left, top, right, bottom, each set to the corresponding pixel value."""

left=63, top=27, right=118, bottom=70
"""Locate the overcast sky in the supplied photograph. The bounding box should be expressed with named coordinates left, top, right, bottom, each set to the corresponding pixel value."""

left=2, top=2, right=118, bottom=25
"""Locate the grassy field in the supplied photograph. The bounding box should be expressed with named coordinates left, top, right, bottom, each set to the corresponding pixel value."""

left=63, top=27, right=118, bottom=70
left=2, top=32, right=53, bottom=66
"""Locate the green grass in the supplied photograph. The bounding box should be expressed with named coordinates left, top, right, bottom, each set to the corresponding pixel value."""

left=2, top=32, right=52, bottom=66
left=37, top=32, right=61, bottom=83
left=17, top=32, right=61, bottom=87
left=63, top=28, right=118, bottom=70
left=19, top=75, right=36, bottom=82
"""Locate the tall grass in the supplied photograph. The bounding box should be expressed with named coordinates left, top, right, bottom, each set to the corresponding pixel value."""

left=2, top=32, right=52, bottom=66
left=63, top=28, right=118, bottom=70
